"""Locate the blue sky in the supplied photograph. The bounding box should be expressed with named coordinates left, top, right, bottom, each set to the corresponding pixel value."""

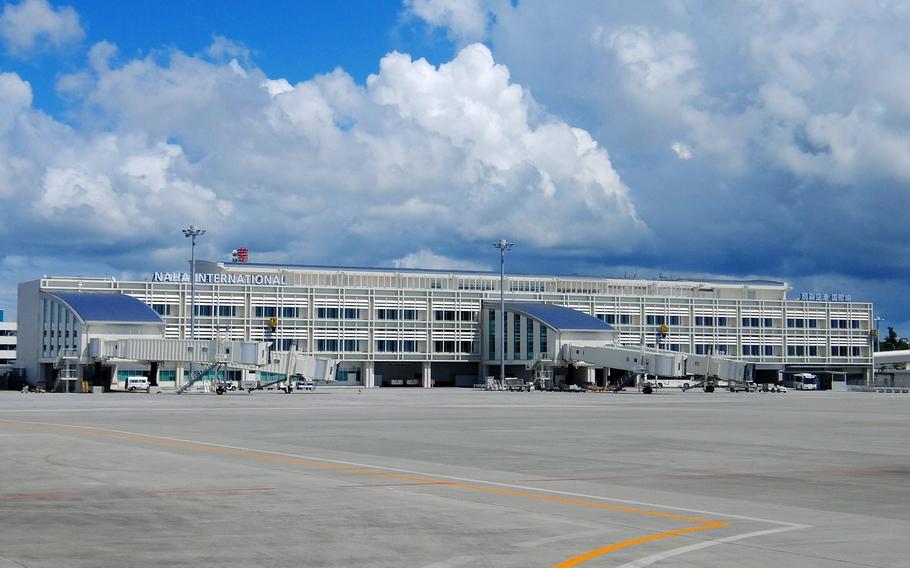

left=1, top=0, right=909, bottom=336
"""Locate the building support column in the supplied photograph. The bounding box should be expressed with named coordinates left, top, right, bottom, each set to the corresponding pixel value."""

left=364, top=362, right=375, bottom=388
left=175, top=365, right=185, bottom=389
left=149, top=361, right=159, bottom=387
left=422, top=361, right=432, bottom=388
left=585, top=367, right=596, bottom=385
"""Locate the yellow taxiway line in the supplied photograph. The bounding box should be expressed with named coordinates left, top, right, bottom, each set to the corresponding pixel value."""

left=3, top=419, right=729, bottom=567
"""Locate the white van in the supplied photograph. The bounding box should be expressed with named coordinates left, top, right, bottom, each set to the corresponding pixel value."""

left=126, top=376, right=150, bottom=392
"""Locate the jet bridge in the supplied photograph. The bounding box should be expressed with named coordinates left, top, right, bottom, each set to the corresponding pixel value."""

left=559, top=343, right=752, bottom=391
left=87, top=337, right=336, bottom=393
left=560, top=345, right=686, bottom=378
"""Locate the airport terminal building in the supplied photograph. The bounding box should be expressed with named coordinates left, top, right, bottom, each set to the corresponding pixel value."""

left=16, top=258, right=874, bottom=389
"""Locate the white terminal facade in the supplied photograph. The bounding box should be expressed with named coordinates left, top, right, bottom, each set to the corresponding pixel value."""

left=17, top=259, right=874, bottom=388
left=0, top=308, right=16, bottom=370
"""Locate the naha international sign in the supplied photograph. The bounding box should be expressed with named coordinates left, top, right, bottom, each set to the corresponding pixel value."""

left=153, top=272, right=287, bottom=286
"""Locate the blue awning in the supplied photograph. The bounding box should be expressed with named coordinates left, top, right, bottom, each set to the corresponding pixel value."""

left=48, top=292, right=163, bottom=324
left=502, top=302, right=614, bottom=331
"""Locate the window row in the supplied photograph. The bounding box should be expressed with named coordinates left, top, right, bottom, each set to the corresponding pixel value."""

left=598, top=314, right=632, bottom=325
left=44, top=330, right=78, bottom=338
left=742, top=345, right=775, bottom=356
left=433, top=310, right=476, bottom=321
left=645, top=315, right=681, bottom=325
left=433, top=340, right=476, bottom=353
left=786, top=318, right=817, bottom=328
left=377, top=309, right=418, bottom=320
left=375, top=340, right=417, bottom=353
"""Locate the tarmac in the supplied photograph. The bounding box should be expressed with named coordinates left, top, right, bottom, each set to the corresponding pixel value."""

left=0, top=388, right=908, bottom=568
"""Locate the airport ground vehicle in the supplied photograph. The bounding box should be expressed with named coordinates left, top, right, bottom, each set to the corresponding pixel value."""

left=792, top=373, right=818, bottom=390
left=503, top=377, right=533, bottom=391
left=652, top=378, right=693, bottom=389
left=126, top=376, right=150, bottom=392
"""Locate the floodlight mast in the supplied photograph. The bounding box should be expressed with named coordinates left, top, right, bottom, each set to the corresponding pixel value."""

left=182, top=226, right=206, bottom=388
left=493, top=239, right=514, bottom=385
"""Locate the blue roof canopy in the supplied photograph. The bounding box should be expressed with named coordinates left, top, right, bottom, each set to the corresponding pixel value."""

left=501, top=302, right=614, bottom=332
left=48, top=292, right=163, bottom=324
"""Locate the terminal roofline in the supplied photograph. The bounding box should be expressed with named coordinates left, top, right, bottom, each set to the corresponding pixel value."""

left=200, top=259, right=788, bottom=289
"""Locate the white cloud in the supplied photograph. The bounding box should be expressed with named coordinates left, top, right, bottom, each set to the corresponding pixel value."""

left=404, top=0, right=496, bottom=44
left=0, top=40, right=647, bottom=285
left=205, top=35, right=250, bottom=63
left=406, top=0, right=910, bottom=335
left=0, top=0, right=83, bottom=55
left=392, top=249, right=488, bottom=271
left=671, top=141, right=692, bottom=160
left=603, top=26, right=699, bottom=101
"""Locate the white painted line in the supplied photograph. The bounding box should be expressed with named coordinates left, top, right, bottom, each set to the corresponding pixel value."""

left=2, top=418, right=808, bottom=528
left=615, top=524, right=811, bottom=568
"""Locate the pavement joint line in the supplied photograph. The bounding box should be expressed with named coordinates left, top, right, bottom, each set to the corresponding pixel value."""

left=0, top=492, right=74, bottom=501
left=143, top=487, right=275, bottom=495
left=338, top=481, right=458, bottom=487
left=6, top=418, right=819, bottom=567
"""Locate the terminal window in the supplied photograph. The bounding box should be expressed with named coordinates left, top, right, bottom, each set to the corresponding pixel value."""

left=434, top=340, right=472, bottom=353
left=514, top=313, right=521, bottom=356
left=255, top=306, right=278, bottom=318
left=646, top=315, right=680, bottom=325
left=218, top=305, right=237, bottom=317
left=488, top=310, right=496, bottom=358
left=152, top=304, right=172, bottom=316
left=193, top=305, right=213, bottom=316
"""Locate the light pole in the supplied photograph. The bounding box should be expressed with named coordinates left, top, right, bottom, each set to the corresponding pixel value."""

left=183, top=225, right=205, bottom=387
left=493, top=239, right=514, bottom=384
left=873, top=316, right=884, bottom=353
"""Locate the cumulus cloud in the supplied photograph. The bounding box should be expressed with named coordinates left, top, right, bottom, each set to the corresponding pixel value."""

left=405, top=0, right=910, bottom=326
left=671, top=141, right=692, bottom=160
left=404, top=0, right=497, bottom=44
left=0, top=0, right=83, bottom=55
left=0, top=39, right=646, bottom=290
left=393, top=249, right=489, bottom=271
